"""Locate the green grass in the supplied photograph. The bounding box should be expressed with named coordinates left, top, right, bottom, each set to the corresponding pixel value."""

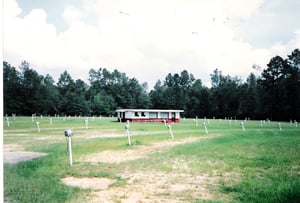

left=3, top=117, right=300, bottom=202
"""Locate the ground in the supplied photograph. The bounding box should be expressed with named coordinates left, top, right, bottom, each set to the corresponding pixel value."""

left=3, top=131, right=229, bottom=202
left=3, top=144, right=48, bottom=164
left=62, top=136, right=228, bottom=202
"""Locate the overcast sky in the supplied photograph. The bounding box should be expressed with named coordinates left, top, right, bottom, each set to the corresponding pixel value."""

left=3, top=0, right=300, bottom=89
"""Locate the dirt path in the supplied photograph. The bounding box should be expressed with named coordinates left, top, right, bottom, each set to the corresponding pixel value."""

left=63, top=136, right=226, bottom=202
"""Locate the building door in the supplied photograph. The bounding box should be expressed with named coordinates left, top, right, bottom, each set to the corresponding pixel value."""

left=172, top=112, right=176, bottom=121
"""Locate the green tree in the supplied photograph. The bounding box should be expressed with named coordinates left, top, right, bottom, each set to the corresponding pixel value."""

left=286, top=49, right=300, bottom=120
left=210, top=69, right=241, bottom=118
left=238, top=73, right=259, bottom=119
left=149, top=80, right=166, bottom=108
left=186, top=79, right=210, bottom=118
left=19, top=61, right=47, bottom=115
left=57, top=71, right=77, bottom=115
left=258, top=56, right=287, bottom=120
left=3, top=61, right=23, bottom=115
left=38, top=74, right=60, bottom=115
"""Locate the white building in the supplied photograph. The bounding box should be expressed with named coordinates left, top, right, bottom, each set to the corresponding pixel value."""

left=116, top=109, right=184, bottom=123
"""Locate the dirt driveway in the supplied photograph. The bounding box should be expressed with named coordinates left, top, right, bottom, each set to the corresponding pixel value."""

left=3, top=144, right=48, bottom=164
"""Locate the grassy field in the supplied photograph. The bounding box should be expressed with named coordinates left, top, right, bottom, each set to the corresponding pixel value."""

left=3, top=116, right=300, bottom=202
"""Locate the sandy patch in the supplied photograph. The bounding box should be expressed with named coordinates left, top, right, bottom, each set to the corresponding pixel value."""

left=4, top=143, right=48, bottom=164
left=84, top=171, right=215, bottom=203
left=3, top=144, right=24, bottom=152
left=4, top=151, right=48, bottom=164
left=61, top=177, right=116, bottom=190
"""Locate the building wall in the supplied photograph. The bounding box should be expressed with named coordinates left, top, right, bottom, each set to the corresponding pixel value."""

left=117, top=109, right=183, bottom=123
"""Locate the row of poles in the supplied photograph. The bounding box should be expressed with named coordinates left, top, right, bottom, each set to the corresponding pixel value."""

left=4, top=115, right=299, bottom=167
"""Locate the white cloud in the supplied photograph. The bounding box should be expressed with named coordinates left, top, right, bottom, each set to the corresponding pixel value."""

left=3, top=0, right=300, bottom=89
left=63, top=6, right=83, bottom=24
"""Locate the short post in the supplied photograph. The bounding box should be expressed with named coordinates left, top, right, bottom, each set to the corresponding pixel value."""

left=49, top=118, right=53, bottom=126
left=36, top=121, right=40, bottom=132
left=295, top=120, right=298, bottom=128
left=5, top=116, right=10, bottom=127
left=203, top=122, right=208, bottom=134
left=195, top=116, right=199, bottom=126
left=5, top=117, right=9, bottom=127
left=125, top=121, right=131, bottom=146
left=240, top=121, right=245, bottom=132
left=64, top=129, right=73, bottom=166
left=167, top=124, right=174, bottom=139
left=84, top=118, right=89, bottom=129
left=278, top=123, right=282, bottom=131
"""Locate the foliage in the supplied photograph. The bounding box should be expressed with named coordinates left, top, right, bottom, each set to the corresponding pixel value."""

left=3, top=49, right=300, bottom=120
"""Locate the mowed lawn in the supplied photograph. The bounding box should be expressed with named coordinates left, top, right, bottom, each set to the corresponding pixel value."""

left=3, top=116, right=300, bottom=202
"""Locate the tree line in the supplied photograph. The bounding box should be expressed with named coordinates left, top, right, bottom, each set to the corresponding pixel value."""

left=3, top=49, right=300, bottom=121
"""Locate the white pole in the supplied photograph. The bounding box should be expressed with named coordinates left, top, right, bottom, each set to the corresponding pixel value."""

left=203, top=122, right=208, bottom=134
left=50, top=118, right=52, bottom=126
left=240, top=121, right=245, bottom=132
left=278, top=123, right=282, bottom=131
left=126, top=128, right=131, bottom=146
left=125, top=122, right=131, bottom=146
left=168, top=125, right=174, bottom=139
left=6, top=117, right=10, bottom=127
left=36, top=122, right=40, bottom=132
left=85, top=118, right=88, bottom=129
left=68, top=137, right=73, bottom=166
